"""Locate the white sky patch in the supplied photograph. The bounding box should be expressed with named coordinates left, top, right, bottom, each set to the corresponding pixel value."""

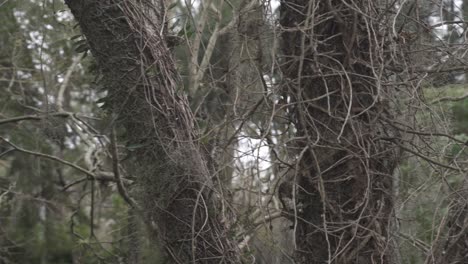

left=237, top=136, right=271, bottom=171
left=56, top=10, right=74, bottom=22
left=429, top=0, right=464, bottom=38
left=232, top=125, right=275, bottom=192
left=14, top=10, right=28, bottom=30
left=17, top=70, right=32, bottom=79
left=182, top=0, right=200, bottom=14
left=270, top=0, right=279, bottom=12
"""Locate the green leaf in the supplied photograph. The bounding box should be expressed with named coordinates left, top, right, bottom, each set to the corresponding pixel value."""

left=70, top=34, right=82, bottom=41
left=73, top=39, right=87, bottom=46
left=75, top=43, right=89, bottom=53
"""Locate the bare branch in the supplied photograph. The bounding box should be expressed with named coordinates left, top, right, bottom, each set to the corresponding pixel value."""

left=57, top=55, right=82, bottom=111
left=0, top=112, right=98, bottom=126
left=0, top=112, right=72, bottom=125
left=0, top=136, right=125, bottom=183
left=109, top=127, right=140, bottom=209
left=431, top=93, right=468, bottom=104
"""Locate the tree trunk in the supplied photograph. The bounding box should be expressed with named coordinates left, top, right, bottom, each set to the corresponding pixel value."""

left=64, top=0, right=240, bottom=262
left=280, top=1, right=401, bottom=263
left=226, top=0, right=265, bottom=207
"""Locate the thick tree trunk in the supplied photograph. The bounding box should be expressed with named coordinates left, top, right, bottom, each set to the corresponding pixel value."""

left=280, top=1, right=400, bottom=263
left=64, top=1, right=240, bottom=262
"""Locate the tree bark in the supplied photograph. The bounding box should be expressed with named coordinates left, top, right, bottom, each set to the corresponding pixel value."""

left=64, top=0, right=240, bottom=262
left=280, top=1, right=401, bottom=263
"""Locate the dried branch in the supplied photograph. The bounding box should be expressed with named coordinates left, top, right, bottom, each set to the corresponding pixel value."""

left=398, top=232, right=430, bottom=254
left=188, top=0, right=214, bottom=92
left=387, top=139, right=463, bottom=172
left=0, top=112, right=72, bottom=125
left=0, top=136, right=123, bottom=183
left=238, top=210, right=283, bottom=249
left=430, top=93, right=468, bottom=104
left=57, top=55, right=82, bottom=111
left=0, top=111, right=99, bottom=126
left=109, top=127, right=140, bottom=209
left=191, top=0, right=258, bottom=93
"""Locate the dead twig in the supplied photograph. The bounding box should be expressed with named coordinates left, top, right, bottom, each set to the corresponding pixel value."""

left=109, top=127, right=140, bottom=209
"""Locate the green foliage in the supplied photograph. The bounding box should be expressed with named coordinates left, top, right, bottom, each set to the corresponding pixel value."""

left=0, top=1, right=127, bottom=263
left=398, top=84, right=468, bottom=263
left=452, top=99, right=468, bottom=133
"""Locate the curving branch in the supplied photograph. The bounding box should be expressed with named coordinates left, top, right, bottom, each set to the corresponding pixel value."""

left=0, top=111, right=99, bottom=126
left=109, top=126, right=140, bottom=209
left=0, top=112, right=72, bottom=125
left=0, top=136, right=124, bottom=183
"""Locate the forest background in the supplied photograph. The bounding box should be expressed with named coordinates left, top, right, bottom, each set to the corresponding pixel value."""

left=1, top=0, right=468, bottom=263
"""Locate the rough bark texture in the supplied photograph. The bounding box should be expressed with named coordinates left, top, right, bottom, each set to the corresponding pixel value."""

left=280, top=1, right=400, bottom=263
left=64, top=0, right=240, bottom=263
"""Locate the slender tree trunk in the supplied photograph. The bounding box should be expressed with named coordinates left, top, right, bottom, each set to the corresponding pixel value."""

left=64, top=1, right=240, bottom=262
left=280, top=1, right=401, bottom=263
left=226, top=0, right=265, bottom=204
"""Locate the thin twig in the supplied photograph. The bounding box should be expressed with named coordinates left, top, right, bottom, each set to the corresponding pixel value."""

left=0, top=112, right=72, bottom=125
left=109, top=127, right=140, bottom=209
